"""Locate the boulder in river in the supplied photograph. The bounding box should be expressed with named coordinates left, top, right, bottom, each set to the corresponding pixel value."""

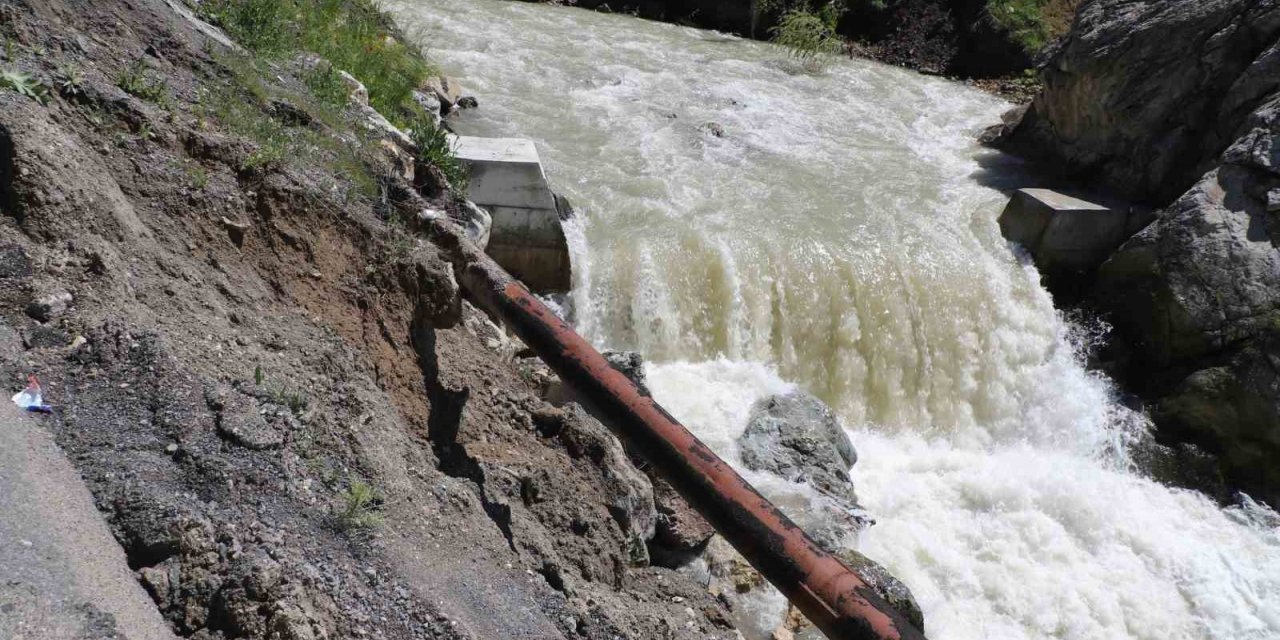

left=1094, top=154, right=1280, bottom=506
left=738, top=391, right=858, bottom=507
left=423, top=76, right=467, bottom=113
left=994, top=0, right=1280, bottom=507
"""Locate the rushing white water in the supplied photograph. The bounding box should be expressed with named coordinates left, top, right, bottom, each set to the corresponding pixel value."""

left=385, top=1, right=1280, bottom=638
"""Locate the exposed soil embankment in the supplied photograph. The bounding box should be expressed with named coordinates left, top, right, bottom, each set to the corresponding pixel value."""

left=0, top=1, right=737, bottom=638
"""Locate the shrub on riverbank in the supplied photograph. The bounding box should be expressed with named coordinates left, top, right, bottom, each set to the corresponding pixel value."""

left=986, top=0, right=1080, bottom=54
left=770, top=6, right=845, bottom=71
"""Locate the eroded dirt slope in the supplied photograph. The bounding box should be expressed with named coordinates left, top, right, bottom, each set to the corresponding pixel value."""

left=0, top=1, right=735, bottom=638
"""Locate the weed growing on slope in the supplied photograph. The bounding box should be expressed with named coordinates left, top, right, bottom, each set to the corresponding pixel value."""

left=1, top=69, right=49, bottom=104
left=118, top=61, right=171, bottom=106
left=196, top=1, right=465, bottom=199
left=406, top=111, right=468, bottom=193
left=54, top=64, right=85, bottom=99
left=304, top=65, right=351, bottom=109
left=334, top=477, right=383, bottom=532
left=185, top=162, right=210, bottom=189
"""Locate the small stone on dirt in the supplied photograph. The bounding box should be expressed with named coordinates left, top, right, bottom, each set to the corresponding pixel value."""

left=26, top=291, right=73, bottom=322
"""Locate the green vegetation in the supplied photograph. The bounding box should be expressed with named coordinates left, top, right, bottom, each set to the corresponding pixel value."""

left=1, top=69, right=49, bottom=104
left=987, top=0, right=1080, bottom=54
left=54, top=64, right=85, bottom=99
left=196, top=52, right=380, bottom=201
left=186, top=162, right=210, bottom=190
left=303, top=65, right=351, bottom=109
left=198, top=0, right=467, bottom=198
left=136, top=121, right=157, bottom=143
left=757, top=0, right=1077, bottom=66
left=199, top=0, right=435, bottom=123
left=754, top=1, right=851, bottom=71
left=117, top=60, right=171, bottom=106
left=770, top=6, right=844, bottom=71
left=407, top=111, right=468, bottom=191
left=252, top=365, right=311, bottom=413
left=334, top=477, right=384, bottom=531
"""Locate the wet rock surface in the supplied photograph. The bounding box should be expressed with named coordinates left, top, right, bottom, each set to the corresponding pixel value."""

left=738, top=391, right=859, bottom=505
left=995, top=0, right=1280, bottom=203
left=995, top=0, right=1280, bottom=507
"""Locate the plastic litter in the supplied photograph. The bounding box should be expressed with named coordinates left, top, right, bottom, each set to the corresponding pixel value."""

left=12, top=374, right=53, bottom=413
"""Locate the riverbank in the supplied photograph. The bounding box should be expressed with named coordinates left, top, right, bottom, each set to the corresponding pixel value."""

left=517, top=0, right=1075, bottom=102
left=0, top=1, right=738, bottom=638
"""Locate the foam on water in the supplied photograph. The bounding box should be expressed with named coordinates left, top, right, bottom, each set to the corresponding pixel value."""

left=385, top=1, right=1280, bottom=637
left=649, top=359, right=1280, bottom=640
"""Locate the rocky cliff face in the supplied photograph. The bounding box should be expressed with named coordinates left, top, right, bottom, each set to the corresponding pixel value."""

left=998, top=0, right=1280, bottom=204
left=1094, top=95, right=1280, bottom=507
left=994, top=0, right=1280, bottom=507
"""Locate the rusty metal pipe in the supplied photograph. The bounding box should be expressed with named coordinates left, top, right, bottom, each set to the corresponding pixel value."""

left=425, top=217, right=927, bottom=640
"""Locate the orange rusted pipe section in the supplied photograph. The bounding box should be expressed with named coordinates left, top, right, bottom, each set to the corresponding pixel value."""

left=425, top=217, right=926, bottom=640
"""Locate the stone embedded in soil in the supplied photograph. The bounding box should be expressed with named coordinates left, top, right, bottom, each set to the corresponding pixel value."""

left=26, top=290, right=73, bottom=322
left=0, top=244, right=33, bottom=279
left=558, top=404, right=657, bottom=560
left=207, top=386, right=284, bottom=451
left=648, top=474, right=715, bottom=567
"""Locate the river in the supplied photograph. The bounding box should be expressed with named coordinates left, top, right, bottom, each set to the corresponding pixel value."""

left=383, top=1, right=1280, bottom=638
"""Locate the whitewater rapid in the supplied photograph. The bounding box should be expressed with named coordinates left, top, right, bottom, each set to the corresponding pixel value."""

left=384, top=1, right=1280, bottom=638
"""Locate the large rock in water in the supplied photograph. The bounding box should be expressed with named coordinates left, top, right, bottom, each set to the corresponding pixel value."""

left=994, top=0, right=1280, bottom=204
left=1094, top=94, right=1280, bottom=506
left=739, top=391, right=859, bottom=507
left=728, top=393, right=924, bottom=632
left=994, top=0, right=1280, bottom=507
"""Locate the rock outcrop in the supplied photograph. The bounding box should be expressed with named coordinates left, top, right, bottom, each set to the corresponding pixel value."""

left=994, top=0, right=1280, bottom=507
left=995, top=0, right=1280, bottom=204
left=738, top=391, right=859, bottom=508
left=1094, top=99, right=1280, bottom=505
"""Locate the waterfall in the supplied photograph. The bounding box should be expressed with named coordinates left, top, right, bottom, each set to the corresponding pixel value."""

left=385, top=1, right=1280, bottom=637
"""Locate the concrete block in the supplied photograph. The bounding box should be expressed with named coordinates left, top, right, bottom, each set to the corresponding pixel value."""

left=999, top=188, right=1140, bottom=275
left=454, top=136, right=571, bottom=293
left=455, top=137, right=558, bottom=210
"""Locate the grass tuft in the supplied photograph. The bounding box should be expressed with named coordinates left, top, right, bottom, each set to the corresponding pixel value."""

left=186, top=162, right=210, bottom=189
left=304, top=65, right=352, bottom=109
left=200, top=0, right=436, bottom=124
left=406, top=111, right=467, bottom=193
left=118, top=60, right=171, bottom=106
left=334, top=477, right=384, bottom=531
left=54, top=64, right=85, bottom=99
